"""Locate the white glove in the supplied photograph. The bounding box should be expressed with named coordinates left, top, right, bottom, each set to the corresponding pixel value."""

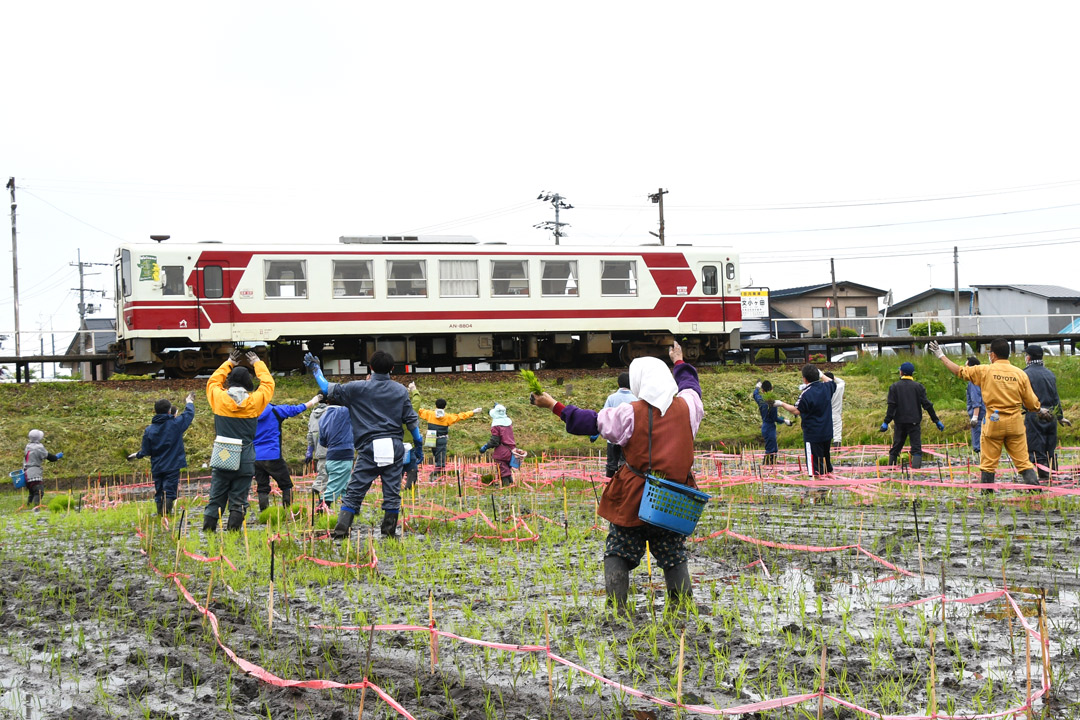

left=126, top=452, right=138, bottom=461
left=970, top=414, right=979, bottom=428
left=772, top=400, right=784, bottom=408
left=473, top=407, right=483, bottom=415
left=407, top=382, right=417, bottom=393
left=783, top=418, right=793, bottom=426
left=927, top=341, right=944, bottom=359
left=755, top=381, right=762, bottom=390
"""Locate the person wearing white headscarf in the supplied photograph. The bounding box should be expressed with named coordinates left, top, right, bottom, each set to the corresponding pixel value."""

left=531, top=342, right=704, bottom=611
left=479, top=403, right=517, bottom=486
left=24, top=428, right=63, bottom=509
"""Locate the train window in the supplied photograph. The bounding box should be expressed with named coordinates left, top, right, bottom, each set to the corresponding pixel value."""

left=541, top=260, right=578, bottom=296
left=203, top=266, right=223, bottom=298
left=333, top=260, right=374, bottom=298
left=161, top=265, right=185, bottom=295
left=726, top=262, right=736, bottom=280
left=491, top=260, right=529, bottom=297
left=121, top=249, right=132, bottom=297
left=265, top=260, right=307, bottom=298
left=387, top=259, right=427, bottom=297
left=601, top=260, right=637, bottom=296
left=702, top=266, right=718, bottom=295
left=439, top=259, right=478, bottom=298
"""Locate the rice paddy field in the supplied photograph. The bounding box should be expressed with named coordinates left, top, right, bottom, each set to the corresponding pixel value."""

left=2, top=445, right=1080, bottom=720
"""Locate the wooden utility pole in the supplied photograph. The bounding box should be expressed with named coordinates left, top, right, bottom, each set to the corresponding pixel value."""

left=648, top=188, right=668, bottom=245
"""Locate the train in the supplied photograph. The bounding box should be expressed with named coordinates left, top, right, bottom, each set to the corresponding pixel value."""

left=112, top=236, right=742, bottom=376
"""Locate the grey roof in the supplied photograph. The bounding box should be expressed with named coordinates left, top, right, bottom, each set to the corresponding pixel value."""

left=771, top=281, right=888, bottom=298
left=64, top=318, right=116, bottom=355
left=741, top=307, right=809, bottom=336
left=974, top=284, right=1080, bottom=299
left=888, top=288, right=975, bottom=313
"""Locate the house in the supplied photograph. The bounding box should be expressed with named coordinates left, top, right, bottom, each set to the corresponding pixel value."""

left=740, top=308, right=809, bottom=339
left=769, top=281, right=887, bottom=337
left=880, top=288, right=977, bottom=336
left=974, top=285, right=1080, bottom=335
left=61, top=318, right=116, bottom=380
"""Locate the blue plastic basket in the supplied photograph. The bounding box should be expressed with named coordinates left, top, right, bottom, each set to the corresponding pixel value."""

left=637, top=474, right=710, bottom=536
left=9, top=470, right=26, bottom=489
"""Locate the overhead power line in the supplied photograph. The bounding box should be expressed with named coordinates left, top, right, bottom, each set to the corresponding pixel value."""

left=741, top=235, right=1080, bottom=264
left=20, top=189, right=128, bottom=242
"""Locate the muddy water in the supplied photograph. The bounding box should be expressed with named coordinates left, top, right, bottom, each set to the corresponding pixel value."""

left=1, top=484, right=1079, bottom=719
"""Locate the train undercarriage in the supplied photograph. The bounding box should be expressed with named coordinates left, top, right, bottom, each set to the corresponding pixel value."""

left=114, top=330, right=735, bottom=378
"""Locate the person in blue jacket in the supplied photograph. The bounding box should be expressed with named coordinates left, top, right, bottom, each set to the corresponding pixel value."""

left=964, top=356, right=986, bottom=456
left=128, top=392, right=195, bottom=515
left=318, top=402, right=355, bottom=506
left=773, top=365, right=836, bottom=476
left=752, top=380, right=792, bottom=465
left=253, top=393, right=323, bottom=512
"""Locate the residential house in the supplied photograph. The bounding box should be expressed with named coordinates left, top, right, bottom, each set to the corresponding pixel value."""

left=769, top=282, right=887, bottom=337
left=880, top=288, right=977, bottom=336
left=740, top=308, right=809, bottom=339
left=61, top=318, right=116, bottom=380
left=973, top=285, right=1080, bottom=335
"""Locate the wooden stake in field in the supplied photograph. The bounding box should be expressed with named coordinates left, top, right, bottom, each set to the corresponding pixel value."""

left=429, top=589, right=437, bottom=675
left=817, top=644, right=827, bottom=719
left=204, top=563, right=215, bottom=622
left=1038, top=594, right=1051, bottom=690
left=1025, top=612, right=1033, bottom=720
left=268, top=540, right=275, bottom=634
left=544, top=611, right=553, bottom=705
left=940, top=563, right=947, bottom=639
left=928, top=625, right=937, bottom=718
left=1003, top=563, right=1014, bottom=657
left=358, top=624, right=375, bottom=720
left=242, top=520, right=250, bottom=562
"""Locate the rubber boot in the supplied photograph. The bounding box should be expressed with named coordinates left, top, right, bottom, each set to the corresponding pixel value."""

left=664, top=562, right=693, bottom=605
left=911, top=454, right=923, bottom=470
left=980, top=470, right=995, bottom=494
left=888, top=453, right=898, bottom=467
left=1037, top=468, right=1051, bottom=482
left=155, top=499, right=164, bottom=516
left=1020, top=468, right=1040, bottom=487
left=330, top=509, right=355, bottom=540
left=202, top=514, right=218, bottom=532
left=164, top=498, right=175, bottom=515
left=380, top=511, right=399, bottom=539
left=603, top=556, right=630, bottom=610
left=258, top=493, right=270, bottom=513
left=226, top=509, right=245, bottom=531
left=501, top=475, right=513, bottom=487
left=281, top=487, right=292, bottom=508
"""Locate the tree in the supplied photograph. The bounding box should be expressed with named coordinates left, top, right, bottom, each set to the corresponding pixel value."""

left=908, top=320, right=946, bottom=338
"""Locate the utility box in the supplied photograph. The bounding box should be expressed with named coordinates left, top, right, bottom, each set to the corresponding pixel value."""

left=455, top=334, right=493, bottom=358
left=585, top=332, right=612, bottom=354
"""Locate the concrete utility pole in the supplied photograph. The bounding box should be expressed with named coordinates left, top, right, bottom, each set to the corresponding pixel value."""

left=70, top=250, right=109, bottom=357
left=953, top=246, right=960, bottom=335
left=7, top=177, right=19, bottom=357
left=534, top=192, right=573, bottom=245
left=648, top=188, right=668, bottom=245
left=830, top=258, right=839, bottom=336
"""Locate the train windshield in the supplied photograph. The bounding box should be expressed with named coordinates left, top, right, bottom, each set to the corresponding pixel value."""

left=120, top=249, right=132, bottom=297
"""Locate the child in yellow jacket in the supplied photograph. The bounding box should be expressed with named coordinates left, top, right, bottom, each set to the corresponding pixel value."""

left=413, top=384, right=482, bottom=477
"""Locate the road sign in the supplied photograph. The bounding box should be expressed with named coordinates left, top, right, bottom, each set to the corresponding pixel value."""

left=740, top=288, right=770, bottom=319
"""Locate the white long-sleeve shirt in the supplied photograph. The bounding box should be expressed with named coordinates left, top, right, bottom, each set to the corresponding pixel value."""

left=831, top=376, right=845, bottom=442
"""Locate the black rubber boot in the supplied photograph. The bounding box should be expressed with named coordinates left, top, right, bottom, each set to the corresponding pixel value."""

left=380, top=512, right=399, bottom=539
left=980, top=470, right=995, bottom=494
left=155, top=499, right=164, bottom=516
left=888, top=453, right=898, bottom=467
left=281, top=487, right=292, bottom=507
left=1037, top=468, right=1051, bottom=482
left=202, top=514, right=218, bottom=532
left=664, top=562, right=693, bottom=604
left=164, top=498, right=175, bottom=515
left=603, top=555, right=630, bottom=610
left=501, top=475, right=513, bottom=487
left=330, top=509, right=355, bottom=540
left=911, top=454, right=923, bottom=470
left=258, top=493, right=270, bottom=513
left=226, top=509, right=245, bottom=531
left=1020, top=468, right=1040, bottom=486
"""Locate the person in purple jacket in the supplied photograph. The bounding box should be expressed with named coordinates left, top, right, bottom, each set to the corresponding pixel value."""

left=479, top=404, right=516, bottom=486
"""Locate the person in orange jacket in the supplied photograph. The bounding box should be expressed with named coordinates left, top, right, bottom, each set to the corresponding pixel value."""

left=412, top=382, right=482, bottom=480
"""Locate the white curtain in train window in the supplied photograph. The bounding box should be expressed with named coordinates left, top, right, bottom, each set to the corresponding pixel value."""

left=332, top=260, right=374, bottom=298
left=439, top=259, right=479, bottom=297
left=491, top=260, right=529, bottom=296
left=387, top=259, right=427, bottom=297
left=265, top=259, right=307, bottom=298
left=600, top=260, right=637, bottom=296
left=541, top=260, right=578, bottom=296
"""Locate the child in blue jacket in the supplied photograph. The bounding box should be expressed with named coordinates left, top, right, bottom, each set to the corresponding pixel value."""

left=128, top=393, right=195, bottom=515
left=753, top=380, right=791, bottom=465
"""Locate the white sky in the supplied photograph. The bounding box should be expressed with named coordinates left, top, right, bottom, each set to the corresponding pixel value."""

left=4, top=2, right=1080, bottom=354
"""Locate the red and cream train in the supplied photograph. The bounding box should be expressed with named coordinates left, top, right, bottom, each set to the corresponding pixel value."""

left=112, top=236, right=742, bottom=376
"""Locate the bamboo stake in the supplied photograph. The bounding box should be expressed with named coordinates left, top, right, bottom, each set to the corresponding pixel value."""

left=940, top=563, right=947, bottom=639
left=268, top=540, right=275, bottom=633
left=1025, top=616, right=1033, bottom=720
left=545, top=611, right=553, bottom=705
left=917, top=543, right=925, bottom=587
left=429, top=589, right=436, bottom=674
left=676, top=629, right=685, bottom=712
left=1038, top=594, right=1051, bottom=690
left=204, top=563, right=215, bottom=621
left=928, top=625, right=937, bottom=718
left=358, top=624, right=375, bottom=720
left=242, top=520, right=250, bottom=561
left=818, top=644, right=827, bottom=720
left=1004, top=564, right=1014, bottom=657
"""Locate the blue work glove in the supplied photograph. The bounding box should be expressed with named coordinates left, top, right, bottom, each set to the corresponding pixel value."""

left=589, top=434, right=599, bottom=443
left=302, top=352, right=320, bottom=370
left=414, top=448, right=424, bottom=466
left=879, top=423, right=889, bottom=432
left=479, top=444, right=489, bottom=454
left=56, top=452, right=64, bottom=459
left=935, top=421, right=945, bottom=431
left=304, top=446, right=313, bottom=463
left=303, top=352, right=329, bottom=393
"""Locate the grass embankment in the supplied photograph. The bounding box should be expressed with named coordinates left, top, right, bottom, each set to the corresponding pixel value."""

left=1, top=354, right=1076, bottom=481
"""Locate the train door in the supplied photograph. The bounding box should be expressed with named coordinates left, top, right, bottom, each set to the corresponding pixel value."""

left=194, top=259, right=231, bottom=342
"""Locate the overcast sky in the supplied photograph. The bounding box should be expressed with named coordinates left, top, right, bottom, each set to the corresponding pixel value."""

left=4, top=2, right=1080, bottom=353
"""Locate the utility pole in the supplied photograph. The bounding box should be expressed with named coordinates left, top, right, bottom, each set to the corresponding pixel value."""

left=830, top=258, right=839, bottom=337
left=648, top=188, right=668, bottom=245
left=7, top=177, right=19, bottom=358
left=70, top=250, right=109, bottom=358
left=953, top=246, right=960, bottom=336
left=534, top=192, right=573, bottom=245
